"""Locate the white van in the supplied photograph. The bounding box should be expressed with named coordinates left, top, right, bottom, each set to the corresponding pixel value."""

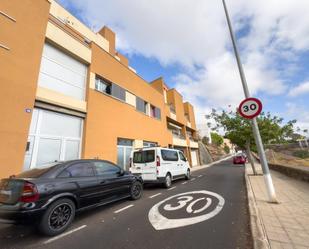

left=129, top=147, right=191, bottom=188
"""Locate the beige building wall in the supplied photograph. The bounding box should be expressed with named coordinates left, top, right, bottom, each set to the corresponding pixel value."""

left=0, top=0, right=50, bottom=178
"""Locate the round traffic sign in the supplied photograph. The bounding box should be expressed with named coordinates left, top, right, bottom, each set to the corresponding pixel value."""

left=238, top=97, right=262, bottom=119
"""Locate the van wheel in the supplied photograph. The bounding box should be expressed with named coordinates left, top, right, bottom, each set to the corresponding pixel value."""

left=38, top=198, right=75, bottom=236
left=164, top=174, right=172, bottom=188
left=185, top=169, right=191, bottom=180
left=130, top=181, right=143, bottom=200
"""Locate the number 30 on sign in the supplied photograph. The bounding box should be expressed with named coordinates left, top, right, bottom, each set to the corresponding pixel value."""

left=238, top=97, right=262, bottom=119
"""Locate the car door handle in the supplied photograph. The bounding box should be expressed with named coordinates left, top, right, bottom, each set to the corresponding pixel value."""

left=100, top=181, right=106, bottom=184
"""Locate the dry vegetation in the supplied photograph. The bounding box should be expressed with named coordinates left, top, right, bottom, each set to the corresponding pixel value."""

left=265, top=148, right=309, bottom=168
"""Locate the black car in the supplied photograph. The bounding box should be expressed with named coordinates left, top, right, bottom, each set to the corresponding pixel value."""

left=0, top=159, right=143, bottom=236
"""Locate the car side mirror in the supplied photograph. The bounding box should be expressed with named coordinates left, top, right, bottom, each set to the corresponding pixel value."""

left=118, top=169, right=125, bottom=176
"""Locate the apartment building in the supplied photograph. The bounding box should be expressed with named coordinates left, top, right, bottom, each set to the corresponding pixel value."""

left=0, top=0, right=199, bottom=178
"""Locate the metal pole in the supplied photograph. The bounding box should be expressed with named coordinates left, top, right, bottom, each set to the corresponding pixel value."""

left=222, top=0, right=277, bottom=203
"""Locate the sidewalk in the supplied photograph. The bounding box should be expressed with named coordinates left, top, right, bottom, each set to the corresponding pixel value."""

left=246, top=163, right=309, bottom=249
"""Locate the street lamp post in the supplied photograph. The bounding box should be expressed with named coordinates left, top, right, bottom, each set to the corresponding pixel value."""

left=221, top=0, right=278, bottom=203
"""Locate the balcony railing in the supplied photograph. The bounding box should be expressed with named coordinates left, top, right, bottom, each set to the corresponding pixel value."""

left=169, top=129, right=186, bottom=139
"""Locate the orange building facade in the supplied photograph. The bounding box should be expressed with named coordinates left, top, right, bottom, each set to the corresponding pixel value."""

left=0, top=0, right=199, bottom=178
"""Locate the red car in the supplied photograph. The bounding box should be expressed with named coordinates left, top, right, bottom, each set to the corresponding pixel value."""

left=233, top=155, right=246, bottom=164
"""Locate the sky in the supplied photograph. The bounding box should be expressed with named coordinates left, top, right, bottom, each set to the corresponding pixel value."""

left=58, top=0, right=309, bottom=135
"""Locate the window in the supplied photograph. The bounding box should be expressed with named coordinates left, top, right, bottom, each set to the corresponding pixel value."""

left=143, top=141, right=157, bottom=147
left=136, top=97, right=148, bottom=114
left=117, top=138, right=133, bottom=146
left=17, top=163, right=59, bottom=178
left=95, top=77, right=111, bottom=94
left=95, top=76, right=126, bottom=102
left=111, top=83, right=126, bottom=101
left=133, top=150, right=155, bottom=163
left=179, top=152, right=187, bottom=162
left=93, top=161, right=119, bottom=176
left=59, top=163, right=95, bottom=178
left=150, top=105, right=156, bottom=118
left=161, top=150, right=179, bottom=161
left=155, top=107, right=161, bottom=119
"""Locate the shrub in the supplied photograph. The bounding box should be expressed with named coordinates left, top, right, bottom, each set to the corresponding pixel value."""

left=211, top=132, right=224, bottom=146
left=293, top=150, right=309, bottom=159
left=223, top=144, right=230, bottom=154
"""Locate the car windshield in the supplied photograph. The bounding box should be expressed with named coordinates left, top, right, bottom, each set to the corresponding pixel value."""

left=16, top=163, right=60, bottom=178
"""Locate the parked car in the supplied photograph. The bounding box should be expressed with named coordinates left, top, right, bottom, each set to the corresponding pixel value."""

left=130, top=147, right=191, bottom=188
left=0, top=159, right=143, bottom=236
left=233, top=154, right=246, bottom=164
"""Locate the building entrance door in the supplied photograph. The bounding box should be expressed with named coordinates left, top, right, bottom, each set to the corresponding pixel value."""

left=23, top=108, right=83, bottom=170
left=117, top=138, right=133, bottom=170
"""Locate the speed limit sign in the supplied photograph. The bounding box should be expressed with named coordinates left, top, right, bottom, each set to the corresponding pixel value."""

left=238, top=97, right=262, bottom=119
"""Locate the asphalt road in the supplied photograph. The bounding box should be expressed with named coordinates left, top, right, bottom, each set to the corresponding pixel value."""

left=0, top=158, right=252, bottom=249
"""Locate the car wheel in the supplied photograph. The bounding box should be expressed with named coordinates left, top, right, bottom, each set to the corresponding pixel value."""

left=164, top=173, right=172, bottom=188
left=130, top=181, right=143, bottom=200
left=185, top=169, right=191, bottom=180
left=38, top=198, right=75, bottom=236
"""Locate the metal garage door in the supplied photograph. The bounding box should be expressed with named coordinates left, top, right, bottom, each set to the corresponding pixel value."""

left=23, top=108, right=83, bottom=169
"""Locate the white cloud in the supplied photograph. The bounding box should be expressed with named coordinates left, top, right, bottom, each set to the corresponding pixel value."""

left=59, top=0, right=309, bottom=120
left=288, top=81, right=309, bottom=97
left=285, top=102, right=309, bottom=136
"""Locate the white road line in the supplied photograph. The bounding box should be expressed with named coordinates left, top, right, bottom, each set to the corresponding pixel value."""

left=190, top=178, right=196, bottom=181
left=149, top=193, right=162, bottom=199
left=167, top=186, right=176, bottom=191
left=114, top=204, right=134, bottom=214
left=198, top=175, right=203, bottom=178
left=43, top=225, right=87, bottom=244
left=182, top=182, right=188, bottom=185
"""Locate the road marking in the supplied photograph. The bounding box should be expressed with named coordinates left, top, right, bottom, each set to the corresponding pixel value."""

left=43, top=225, right=87, bottom=244
left=190, top=178, right=196, bottom=181
left=149, top=193, right=162, bottom=199
left=114, top=204, right=134, bottom=214
left=198, top=175, right=203, bottom=178
left=182, top=182, right=188, bottom=185
left=167, top=186, right=176, bottom=191
left=148, top=190, right=225, bottom=230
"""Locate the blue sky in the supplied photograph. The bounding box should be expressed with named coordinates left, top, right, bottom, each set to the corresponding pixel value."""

left=58, top=0, right=309, bottom=133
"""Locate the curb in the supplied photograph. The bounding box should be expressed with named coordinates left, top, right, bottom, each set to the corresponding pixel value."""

left=245, top=166, right=270, bottom=249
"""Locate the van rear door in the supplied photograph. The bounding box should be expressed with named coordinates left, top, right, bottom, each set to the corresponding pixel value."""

left=132, top=149, right=157, bottom=181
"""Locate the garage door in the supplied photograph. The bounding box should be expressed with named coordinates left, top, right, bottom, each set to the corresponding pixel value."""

left=191, top=150, right=198, bottom=166
left=23, top=108, right=83, bottom=169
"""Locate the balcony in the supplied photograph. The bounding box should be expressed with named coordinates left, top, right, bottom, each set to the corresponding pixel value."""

left=169, top=129, right=187, bottom=147
left=189, top=139, right=199, bottom=148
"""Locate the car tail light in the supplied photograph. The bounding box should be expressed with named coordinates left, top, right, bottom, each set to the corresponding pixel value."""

left=156, top=156, right=160, bottom=167
left=20, top=182, right=39, bottom=203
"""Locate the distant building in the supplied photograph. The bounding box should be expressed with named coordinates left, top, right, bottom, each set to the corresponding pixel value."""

left=197, top=122, right=212, bottom=144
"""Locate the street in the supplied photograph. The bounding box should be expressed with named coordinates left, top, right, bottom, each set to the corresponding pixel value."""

left=0, top=159, right=252, bottom=249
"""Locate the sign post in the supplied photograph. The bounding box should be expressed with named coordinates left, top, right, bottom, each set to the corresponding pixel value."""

left=222, top=0, right=277, bottom=203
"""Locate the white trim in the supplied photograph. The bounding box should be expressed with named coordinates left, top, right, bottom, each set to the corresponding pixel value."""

left=0, top=44, right=10, bottom=50
left=0, top=11, right=16, bottom=22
